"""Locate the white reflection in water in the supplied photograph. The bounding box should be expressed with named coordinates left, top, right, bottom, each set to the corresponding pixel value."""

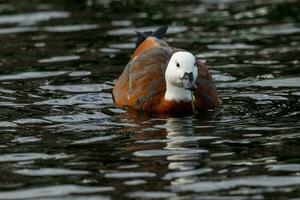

left=165, top=118, right=211, bottom=183
left=171, top=176, right=300, bottom=192
left=0, top=27, right=37, bottom=34
left=165, top=117, right=207, bottom=155
left=0, top=71, right=68, bottom=81
left=35, top=93, right=112, bottom=106
left=0, top=153, right=71, bottom=163
left=38, top=55, right=80, bottom=63
left=40, top=84, right=112, bottom=93
left=44, top=24, right=98, bottom=32
left=14, top=168, right=90, bottom=176
left=0, top=185, right=113, bottom=200
left=219, top=77, right=300, bottom=88
left=107, top=26, right=187, bottom=36
left=0, top=11, right=69, bottom=25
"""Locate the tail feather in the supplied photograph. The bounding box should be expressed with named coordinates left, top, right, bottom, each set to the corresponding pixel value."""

left=153, top=26, right=168, bottom=39
left=135, top=26, right=168, bottom=48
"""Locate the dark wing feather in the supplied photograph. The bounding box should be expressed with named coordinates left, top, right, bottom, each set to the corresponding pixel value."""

left=127, top=47, right=172, bottom=109
left=195, top=60, right=220, bottom=108
left=135, top=26, right=168, bottom=48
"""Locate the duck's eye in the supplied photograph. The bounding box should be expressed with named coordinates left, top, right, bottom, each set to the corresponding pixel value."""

left=176, top=62, right=180, bottom=68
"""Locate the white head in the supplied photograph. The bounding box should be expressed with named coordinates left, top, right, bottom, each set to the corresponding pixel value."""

left=164, top=51, right=198, bottom=101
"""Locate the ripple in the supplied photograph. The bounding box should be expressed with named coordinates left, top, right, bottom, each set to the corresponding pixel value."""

left=107, top=26, right=187, bottom=36
left=0, top=71, right=68, bottom=81
left=0, top=27, right=37, bottom=34
left=118, top=164, right=139, bottom=169
left=292, top=92, right=300, bottom=96
left=163, top=168, right=212, bottom=180
left=0, top=153, right=71, bottom=162
left=40, top=84, right=112, bottom=93
left=233, top=93, right=288, bottom=101
left=170, top=136, right=218, bottom=143
left=99, top=48, right=121, bottom=53
left=212, top=74, right=236, bottom=82
left=44, top=24, right=98, bottom=32
left=105, top=172, right=156, bottom=179
left=234, top=7, right=268, bottom=19
left=13, top=118, right=51, bottom=124
left=0, top=185, right=113, bottom=200
left=0, top=102, right=28, bottom=107
left=68, top=71, right=91, bottom=77
left=266, top=164, right=300, bottom=172
left=72, top=135, right=119, bottom=144
left=193, top=195, right=262, bottom=200
left=14, top=168, right=90, bottom=176
left=0, top=88, right=15, bottom=94
left=109, top=43, right=135, bottom=49
left=111, top=20, right=132, bottom=26
left=213, top=64, right=244, bottom=69
left=109, top=108, right=126, bottom=114
left=35, top=93, right=112, bottom=106
left=197, top=51, right=237, bottom=58
left=167, top=162, right=200, bottom=171
left=260, top=24, right=300, bottom=35
left=242, top=127, right=295, bottom=131
left=0, top=95, right=16, bottom=101
left=134, top=149, right=208, bottom=157
left=207, top=43, right=258, bottom=50
left=37, top=196, right=110, bottom=200
left=124, top=179, right=146, bottom=186
left=38, top=55, right=80, bottom=63
left=43, top=112, right=109, bottom=123
left=0, top=121, right=17, bottom=127
left=12, top=136, right=41, bottom=144
left=127, top=191, right=176, bottom=199
left=0, top=11, right=69, bottom=25
left=171, top=176, right=300, bottom=192
left=134, top=139, right=169, bottom=144
left=244, top=60, right=279, bottom=65
left=219, top=77, right=300, bottom=88
left=49, top=122, right=111, bottom=132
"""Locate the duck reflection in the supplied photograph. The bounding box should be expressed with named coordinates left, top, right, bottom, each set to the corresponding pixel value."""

left=164, top=118, right=206, bottom=173
left=119, top=110, right=210, bottom=185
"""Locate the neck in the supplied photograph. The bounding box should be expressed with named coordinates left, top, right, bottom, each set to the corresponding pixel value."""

left=164, top=82, right=192, bottom=102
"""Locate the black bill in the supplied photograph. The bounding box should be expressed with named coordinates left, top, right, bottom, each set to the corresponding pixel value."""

left=182, top=72, right=197, bottom=91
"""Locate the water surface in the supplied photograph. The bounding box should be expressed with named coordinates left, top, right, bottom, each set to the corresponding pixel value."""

left=0, top=0, right=299, bottom=199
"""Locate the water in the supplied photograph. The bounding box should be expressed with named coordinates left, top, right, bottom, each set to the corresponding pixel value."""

left=0, top=0, right=299, bottom=199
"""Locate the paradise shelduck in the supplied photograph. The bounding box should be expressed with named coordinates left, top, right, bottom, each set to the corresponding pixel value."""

left=113, top=26, right=220, bottom=114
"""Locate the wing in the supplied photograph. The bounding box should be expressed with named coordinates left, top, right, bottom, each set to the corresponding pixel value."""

left=194, top=60, right=220, bottom=108
left=113, top=46, right=172, bottom=110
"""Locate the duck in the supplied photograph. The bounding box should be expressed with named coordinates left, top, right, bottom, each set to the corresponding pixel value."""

left=113, top=26, right=220, bottom=114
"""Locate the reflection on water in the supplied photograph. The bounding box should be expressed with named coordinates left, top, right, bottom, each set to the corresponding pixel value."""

left=0, top=185, right=113, bottom=200
left=0, top=0, right=299, bottom=199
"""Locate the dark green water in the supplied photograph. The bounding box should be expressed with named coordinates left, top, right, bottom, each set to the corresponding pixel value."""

left=0, top=0, right=299, bottom=199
